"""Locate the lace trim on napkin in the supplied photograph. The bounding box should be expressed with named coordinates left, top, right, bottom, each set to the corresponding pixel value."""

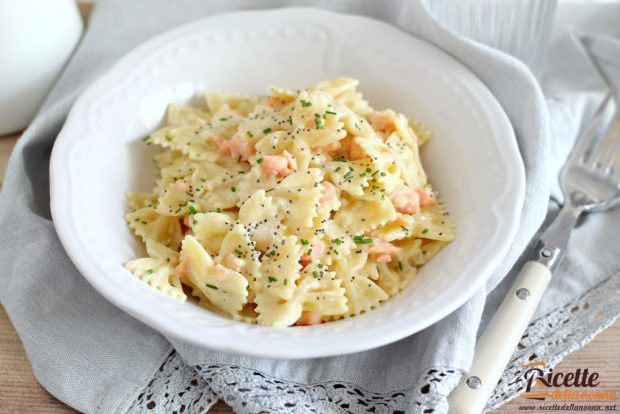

left=129, top=275, right=619, bottom=414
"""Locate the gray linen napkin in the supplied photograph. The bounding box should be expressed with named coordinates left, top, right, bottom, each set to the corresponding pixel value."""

left=4, top=0, right=616, bottom=413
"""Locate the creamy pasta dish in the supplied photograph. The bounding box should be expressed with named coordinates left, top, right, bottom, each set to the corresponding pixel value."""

left=124, top=78, right=455, bottom=327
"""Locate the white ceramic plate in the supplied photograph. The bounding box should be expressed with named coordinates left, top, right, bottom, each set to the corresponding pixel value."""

left=50, top=8, right=524, bottom=359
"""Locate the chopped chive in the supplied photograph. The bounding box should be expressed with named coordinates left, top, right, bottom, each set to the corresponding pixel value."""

left=284, top=278, right=288, bottom=285
left=380, top=172, right=387, bottom=177
left=262, top=127, right=272, bottom=134
left=206, top=283, right=218, bottom=290
left=314, top=113, right=324, bottom=129
left=165, top=133, right=173, bottom=142
left=265, top=188, right=274, bottom=193
left=318, top=263, right=324, bottom=269
left=398, top=261, right=403, bottom=270
left=333, top=156, right=347, bottom=162
left=234, top=248, right=243, bottom=257
left=312, top=271, right=319, bottom=278
left=246, top=130, right=254, bottom=137
left=422, top=228, right=429, bottom=234
left=353, top=235, right=372, bottom=244
left=256, top=157, right=264, bottom=164
left=268, top=276, right=277, bottom=283
left=219, top=117, right=228, bottom=121
left=300, top=239, right=309, bottom=246
left=146, top=269, right=154, bottom=275
left=332, top=238, right=343, bottom=245
left=371, top=170, right=380, bottom=177
left=401, top=225, right=409, bottom=232
left=142, top=135, right=151, bottom=142
left=188, top=204, right=198, bottom=215
left=269, top=250, right=276, bottom=256
left=215, top=207, right=221, bottom=213
left=230, top=186, right=236, bottom=192
left=325, top=110, right=337, bottom=115
left=334, top=166, right=341, bottom=172
left=300, top=99, right=312, bottom=107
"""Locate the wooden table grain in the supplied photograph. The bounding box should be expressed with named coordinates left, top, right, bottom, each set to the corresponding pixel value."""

left=0, top=3, right=618, bottom=412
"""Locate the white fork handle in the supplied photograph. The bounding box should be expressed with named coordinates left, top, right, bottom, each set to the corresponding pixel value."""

left=448, top=261, right=552, bottom=414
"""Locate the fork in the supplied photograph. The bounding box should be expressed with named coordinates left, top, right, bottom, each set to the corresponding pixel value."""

left=448, top=92, right=620, bottom=414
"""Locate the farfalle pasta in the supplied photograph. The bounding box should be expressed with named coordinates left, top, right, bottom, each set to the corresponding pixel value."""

left=124, top=78, right=455, bottom=327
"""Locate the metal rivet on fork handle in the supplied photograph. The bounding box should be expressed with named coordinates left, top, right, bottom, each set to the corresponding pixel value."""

left=466, top=376, right=482, bottom=389
left=516, top=288, right=530, bottom=300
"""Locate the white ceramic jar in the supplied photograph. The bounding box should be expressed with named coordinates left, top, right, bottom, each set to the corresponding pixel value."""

left=0, top=0, right=83, bottom=135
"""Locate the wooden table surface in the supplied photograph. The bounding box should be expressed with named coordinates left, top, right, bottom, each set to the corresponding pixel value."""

left=0, top=3, right=618, bottom=413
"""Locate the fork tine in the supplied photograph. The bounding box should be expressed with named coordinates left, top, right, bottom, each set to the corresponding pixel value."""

left=569, top=93, right=615, bottom=165
left=592, top=106, right=620, bottom=171
left=605, top=131, right=620, bottom=181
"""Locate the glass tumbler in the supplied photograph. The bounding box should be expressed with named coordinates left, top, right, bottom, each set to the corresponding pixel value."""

left=421, top=0, right=558, bottom=77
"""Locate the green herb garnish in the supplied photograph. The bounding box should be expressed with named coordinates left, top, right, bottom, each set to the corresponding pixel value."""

left=246, top=130, right=254, bottom=137
left=300, top=99, right=312, bottom=107
left=142, top=135, right=151, bottom=142
left=353, top=235, right=372, bottom=244
left=188, top=204, right=198, bottom=215
left=262, top=127, right=272, bottom=134
left=314, top=113, right=324, bottom=129
left=206, top=284, right=218, bottom=290
left=146, top=269, right=154, bottom=275
left=422, top=228, right=429, bottom=234
left=256, top=157, right=264, bottom=164
left=268, top=276, right=277, bottom=283
left=312, top=271, right=319, bottom=278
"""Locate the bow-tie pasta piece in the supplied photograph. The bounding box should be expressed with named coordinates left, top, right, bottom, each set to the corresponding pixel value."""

left=125, top=257, right=186, bottom=302
left=179, top=235, right=248, bottom=316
